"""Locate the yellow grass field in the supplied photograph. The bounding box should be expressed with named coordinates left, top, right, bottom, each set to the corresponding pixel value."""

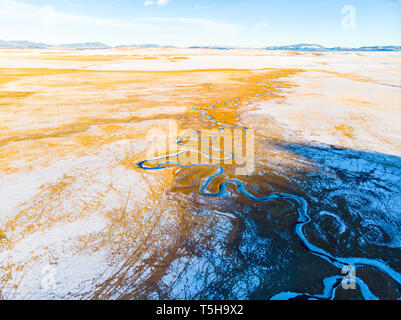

left=0, top=48, right=400, bottom=299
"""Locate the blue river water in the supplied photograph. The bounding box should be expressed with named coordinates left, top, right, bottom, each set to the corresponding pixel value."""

left=136, top=100, right=401, bottom=300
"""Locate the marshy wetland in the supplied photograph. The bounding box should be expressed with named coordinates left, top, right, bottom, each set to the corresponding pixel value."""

left=0, top=48, right=400, bottom=299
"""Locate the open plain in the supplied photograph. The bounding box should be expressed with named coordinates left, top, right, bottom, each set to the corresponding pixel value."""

left=0, top=48, right=400, bottom=299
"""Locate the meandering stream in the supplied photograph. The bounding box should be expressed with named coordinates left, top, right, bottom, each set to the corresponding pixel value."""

left=136, top=87, right=401, bottom=300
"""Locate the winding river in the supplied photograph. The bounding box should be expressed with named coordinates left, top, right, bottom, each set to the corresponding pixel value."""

left=136, top=89, right=401, bottom=300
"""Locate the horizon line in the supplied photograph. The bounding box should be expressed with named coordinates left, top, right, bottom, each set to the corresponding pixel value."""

left=1, top=39, right=401, bottom=51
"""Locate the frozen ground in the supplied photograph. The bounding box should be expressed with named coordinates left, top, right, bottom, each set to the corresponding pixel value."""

left=0, top=48, right=400, bottom=299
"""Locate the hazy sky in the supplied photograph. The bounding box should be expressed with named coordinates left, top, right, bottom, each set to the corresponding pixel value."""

left=0, top=0, right=400, bottom=47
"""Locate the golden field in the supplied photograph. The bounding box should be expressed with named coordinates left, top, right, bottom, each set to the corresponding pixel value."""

left=0, top=48, right=400, bottom=299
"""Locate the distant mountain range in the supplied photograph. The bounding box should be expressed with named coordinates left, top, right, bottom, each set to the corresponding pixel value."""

left=0, top=40, right=400, bottom=51
left=0, top=40, right=49, bottom=48
left=263, top=43, right=401, bottom=52
left=0, top=40, right=111, bottom=49
left=0, top=40, right=176, bottom=50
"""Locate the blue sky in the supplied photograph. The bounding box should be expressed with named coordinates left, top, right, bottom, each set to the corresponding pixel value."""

left=0, top=0, right=400, bottom=47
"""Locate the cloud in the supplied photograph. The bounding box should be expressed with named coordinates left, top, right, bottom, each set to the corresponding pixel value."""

left=0, top=0, right=237, bottom=34
left=0, top=0, right=240, bottom=46
left=0, top=0, right=153, bottom=31
left=138, top=17, right=239, bottom=34
left=195, top=5, right=212, bottom=9
left=251, top=22, right=269, bottom=32
left=0, top=0, right=236, bottom=34
left=144, top=0, right=170, bottom=6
